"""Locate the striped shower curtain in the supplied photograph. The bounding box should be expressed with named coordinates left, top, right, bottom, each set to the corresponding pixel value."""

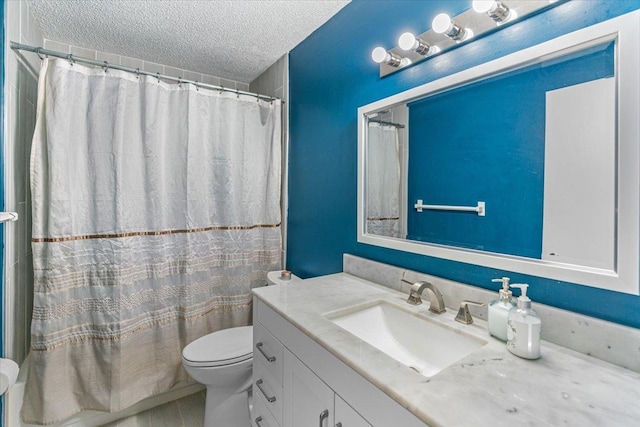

left=23, top=58, right=281, bottom=424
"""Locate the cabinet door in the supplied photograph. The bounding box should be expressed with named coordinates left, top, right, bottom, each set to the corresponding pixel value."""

left=335, top=395, right=372, bottom=427
left=283, top=349, right=334, bottom=427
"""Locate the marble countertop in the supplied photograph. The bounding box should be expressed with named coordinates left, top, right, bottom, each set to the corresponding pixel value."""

left=253, top=273, right=640, bottom=427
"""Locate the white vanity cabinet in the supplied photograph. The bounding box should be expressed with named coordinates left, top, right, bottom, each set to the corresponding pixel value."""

left=253, top=391, right=280, bottom=427
left=283, top=348, right=334, bottom=427
left=253, top=297, right=427, bottom=427
left=284, top=349, right=372, bottom=427
left=334, top=395, right=372, bottom=427
left=253, top=321, right=284, bottom=426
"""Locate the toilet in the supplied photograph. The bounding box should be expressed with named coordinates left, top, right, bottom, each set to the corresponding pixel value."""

left=181, top=271, right=299, bottom=426
left=182, top=326, right=254, bottom=427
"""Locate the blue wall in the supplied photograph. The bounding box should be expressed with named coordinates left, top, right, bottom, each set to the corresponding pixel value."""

left=287, top=0, right=640, bottom=329
left=406, top=43, right=614, bottom=258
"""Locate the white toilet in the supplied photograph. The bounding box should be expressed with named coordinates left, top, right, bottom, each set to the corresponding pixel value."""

left=182, top=326, right=254, bottom=427
left=182, top=271, right=299, bottom=426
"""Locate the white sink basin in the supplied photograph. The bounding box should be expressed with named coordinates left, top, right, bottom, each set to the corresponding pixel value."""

left=326, top=300, right=488, bottom=377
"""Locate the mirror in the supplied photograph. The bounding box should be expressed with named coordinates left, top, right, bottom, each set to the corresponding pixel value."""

left=358, top=11, right=640, bottom=295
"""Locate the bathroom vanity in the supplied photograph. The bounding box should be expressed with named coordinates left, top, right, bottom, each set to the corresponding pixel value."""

left=252, top=276, right=424, bottom=427
left=252, top=272, right=640, bottom=426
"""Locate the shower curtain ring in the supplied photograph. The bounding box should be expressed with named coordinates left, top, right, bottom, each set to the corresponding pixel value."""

left=135, top=68, right=140, bottom=79
left=67, top=54, right=74, bottom=66
left=178, top=77, right=182, bottom=87
left=194, top=81, right=199, bottom=91
left=35, top=47, right=44, bottom=60
left=103, top=61, right=109, bottom=73
left=156, top=72, right=161, bottom=83
left=236, top=89, right=240, bottom=98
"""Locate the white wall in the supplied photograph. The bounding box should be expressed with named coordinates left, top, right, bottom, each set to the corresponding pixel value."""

left=4, top=0, right=43, bottom=367
left=250, top=55, right=289, bottom=266
left=41, top=40, right=250, bottom=93
left=542, top=77, right=616, bottom=270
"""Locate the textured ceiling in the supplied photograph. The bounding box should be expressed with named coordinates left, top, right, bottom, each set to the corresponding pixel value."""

left=28, top=0, right=349, bottom=83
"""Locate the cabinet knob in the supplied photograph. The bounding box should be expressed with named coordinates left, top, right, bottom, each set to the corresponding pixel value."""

left=336, top=423, right=343, bottom=427
left=255, top=416, right=264, bottom=427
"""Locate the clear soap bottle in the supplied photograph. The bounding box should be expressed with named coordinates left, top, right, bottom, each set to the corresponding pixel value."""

left=507, top=284, right=541, bottom=360
left=488, top=277, right=516, bottom=341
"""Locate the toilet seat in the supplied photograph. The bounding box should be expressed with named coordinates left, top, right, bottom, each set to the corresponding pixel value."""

left=182, top=326, right=253, bottom=368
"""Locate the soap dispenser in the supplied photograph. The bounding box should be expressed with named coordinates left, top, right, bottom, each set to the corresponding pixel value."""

left=488, top=277, right=516, bottom=341
left=507, top=284, right=541, bottom=359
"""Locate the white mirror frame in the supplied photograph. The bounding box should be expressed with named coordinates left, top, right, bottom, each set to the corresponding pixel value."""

left=357, top=11, right=640, bottom=295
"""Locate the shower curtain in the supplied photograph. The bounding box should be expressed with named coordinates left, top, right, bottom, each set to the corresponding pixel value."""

left=23, top=58, right=281, bottom=425
left=366, top=122, right=402, bottom=238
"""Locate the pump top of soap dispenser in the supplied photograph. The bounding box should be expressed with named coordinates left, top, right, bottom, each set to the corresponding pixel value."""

left=492, top=277, right=512, bottom=301
left=510, top=284, right=531, bottom=309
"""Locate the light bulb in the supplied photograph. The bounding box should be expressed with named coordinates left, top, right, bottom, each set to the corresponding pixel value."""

left=400, top=58, right=412, bottom=67
left=398, top=32, right=417, bottom=51
left=371, top=47, right=389, bottom=64
left=432, top=13, right=467, bottom=41
left=371, top=47, right=407, bottom=68
left=473, top=0, right=512, bottom=23
left=398, top=32, right=433, bottom=56
left=472, top=0, right=496, bottom=14
left=432, top=13, right=452, bottom=34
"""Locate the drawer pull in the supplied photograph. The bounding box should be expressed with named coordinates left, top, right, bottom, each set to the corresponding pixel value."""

left=255, top=379, right=277, bottom=403
left=336, top=423, right=343, bottom=427
left=255, top=416, right=264, bottom=427
left=256, top=342, right=276, bottom=362
left=319, top=409, right=329, bottom=426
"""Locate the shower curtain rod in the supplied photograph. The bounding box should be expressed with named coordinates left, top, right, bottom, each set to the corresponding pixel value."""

left=368, top=119, right=405, bottom=128
left=10, top=41, right=280, bottom=102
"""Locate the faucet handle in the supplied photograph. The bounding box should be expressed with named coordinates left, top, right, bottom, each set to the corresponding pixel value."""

left=455, top=300, right=485, bottom=325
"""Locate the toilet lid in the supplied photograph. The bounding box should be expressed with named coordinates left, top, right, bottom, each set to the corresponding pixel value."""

left=182, top=326, right=253, bottom=367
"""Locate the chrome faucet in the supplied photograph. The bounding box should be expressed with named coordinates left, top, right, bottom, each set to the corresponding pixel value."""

left=403, top=280, right=446, bottom=313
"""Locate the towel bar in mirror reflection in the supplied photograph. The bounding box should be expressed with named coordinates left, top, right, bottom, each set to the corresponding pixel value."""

left=414, top=200, right=485, bottom=216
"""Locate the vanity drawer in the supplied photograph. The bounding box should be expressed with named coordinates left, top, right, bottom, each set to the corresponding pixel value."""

left=253, top=388, right=280, bottom=427
left=254, top=321, right=284, bottom=382
left=254, top=357, right=283, bottom=425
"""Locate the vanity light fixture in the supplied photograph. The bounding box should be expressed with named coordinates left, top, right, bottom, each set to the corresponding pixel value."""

left=371, top=46, right=411, bottom=67
left=374, top=0, right=566, bottom=77
left=398, top=32, right=440, bottom=56
left=432, top=13, right=471, bottom=41
left=472, top=0, right=514, bottom=23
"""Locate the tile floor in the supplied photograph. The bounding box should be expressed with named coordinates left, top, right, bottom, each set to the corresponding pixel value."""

left=101, top=391, right=206, bottom=427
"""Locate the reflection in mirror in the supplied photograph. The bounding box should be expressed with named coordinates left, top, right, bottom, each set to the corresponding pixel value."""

left=365, top=41, right=616, bottom=271
left=366, top=106, right=407, bottom=239
left=366, top=42, right=616, bottom=269
left=359, top=11, right=640, bottom=294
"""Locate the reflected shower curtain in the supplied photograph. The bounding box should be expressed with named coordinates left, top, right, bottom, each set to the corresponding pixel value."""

left=366, top=122, right=402, bottom=238
left=23, top=58, right=281, bottom=425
